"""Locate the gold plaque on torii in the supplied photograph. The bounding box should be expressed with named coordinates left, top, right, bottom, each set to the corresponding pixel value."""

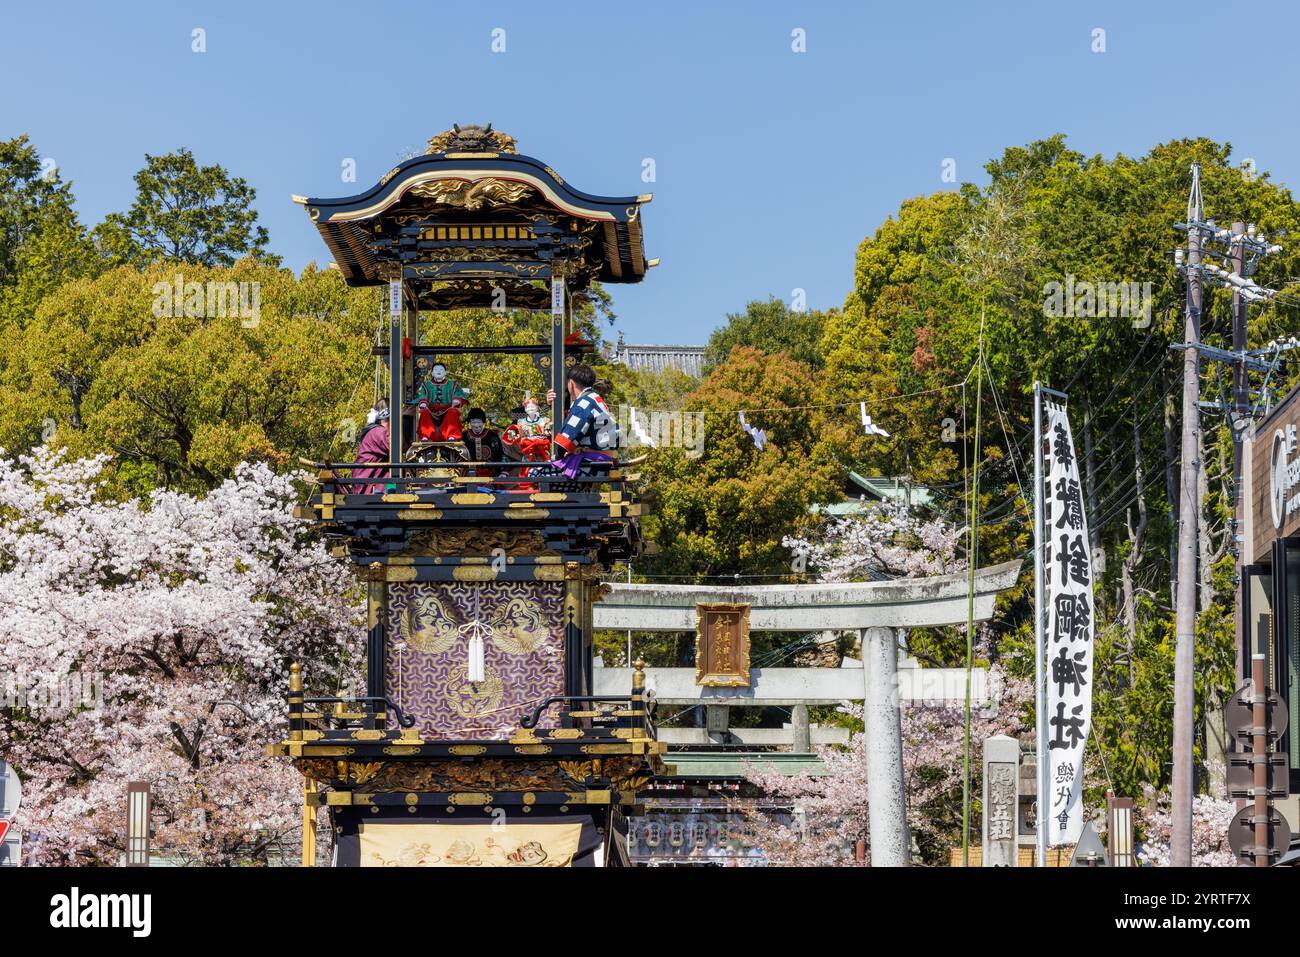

left=694, top=603, right=751, bottom=687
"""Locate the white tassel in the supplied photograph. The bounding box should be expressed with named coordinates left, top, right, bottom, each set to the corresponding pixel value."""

left=468, top=630, right=485, bottom=683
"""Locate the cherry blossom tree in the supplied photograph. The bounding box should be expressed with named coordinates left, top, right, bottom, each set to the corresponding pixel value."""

left=0, top=446, right=362, bottom=864
left=1134, top=772, right=1238, bottom=867
left=741, top=674, right=1031, bottom=866
left=783, top=501, right=964, bottom=581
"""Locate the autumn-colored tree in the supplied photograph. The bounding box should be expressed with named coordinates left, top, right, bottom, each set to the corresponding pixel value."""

left=640, top=346, right=840, bottom=580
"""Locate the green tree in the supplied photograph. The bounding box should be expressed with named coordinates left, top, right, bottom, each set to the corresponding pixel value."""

left=0, top=262, right=374, bottom=490
left=0, top=135, right=101, bottom=332
left=94, top=148, right=273, bottom=267
left=823, top=134, right=1300, bottom=807
left=703, top=297, right=829, bottom=372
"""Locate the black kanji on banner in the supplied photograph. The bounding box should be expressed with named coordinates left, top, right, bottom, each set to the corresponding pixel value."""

left=1042, top=400, right=1094, bottom=846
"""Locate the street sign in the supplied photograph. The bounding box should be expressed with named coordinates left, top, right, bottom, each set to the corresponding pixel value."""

left=1226, top=753, right=1290, bottom=799
left=1227, top=804, right=1292, bottom=863
left=1226, top=683, right=1288, bottom=744
left=0, top=761, right=19, bottom=817
left=0, top=761, right=21, bottom=867
left=1069, top=820, right=1109, bottom=866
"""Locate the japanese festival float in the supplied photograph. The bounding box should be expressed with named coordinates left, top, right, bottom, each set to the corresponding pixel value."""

left=268, top=124, right=664, bottom=867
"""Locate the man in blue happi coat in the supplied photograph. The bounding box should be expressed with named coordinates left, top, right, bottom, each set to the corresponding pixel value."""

left=537, top=363, right=619, bottom=478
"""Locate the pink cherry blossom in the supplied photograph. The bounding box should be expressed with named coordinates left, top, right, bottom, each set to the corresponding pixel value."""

left=0, top=447, right=362, bottom=865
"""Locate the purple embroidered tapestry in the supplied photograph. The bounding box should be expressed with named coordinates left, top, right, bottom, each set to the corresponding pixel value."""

left=386, top=581, right=566, bottom=739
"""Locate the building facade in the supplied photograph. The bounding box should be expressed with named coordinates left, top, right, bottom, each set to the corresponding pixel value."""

left=1242, top=382, right=1300, bottom=825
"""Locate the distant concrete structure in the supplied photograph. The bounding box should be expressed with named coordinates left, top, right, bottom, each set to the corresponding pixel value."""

left=593, top=560, right=1023, bottom=866
left=593, top=662, right=992, bottom=708
left=810, top=471, right=935, bottom=518
left=593, top=561, right=1020, bottom=633
left=611, top=334, right=706, bottom=378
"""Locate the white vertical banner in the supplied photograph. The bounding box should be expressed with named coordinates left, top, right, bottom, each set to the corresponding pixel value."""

left=551, top=277, right=565, bottom=317
left=388, top=279, right=402, bottom=317
left=1042, top=398, right=1094, bottom=846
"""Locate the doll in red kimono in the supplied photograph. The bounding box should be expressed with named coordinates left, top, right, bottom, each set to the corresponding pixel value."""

left=501, top=394, right=551, bottom=463
left=410, top=361, right=469, bottom=441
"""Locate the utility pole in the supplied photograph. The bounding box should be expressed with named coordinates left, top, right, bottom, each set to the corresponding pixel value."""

left=1170, top=163, right=1203, bottom=867
left=1170, top=165, right=1283, bottom=866
left=1231, top=222, right=1248, bottom=686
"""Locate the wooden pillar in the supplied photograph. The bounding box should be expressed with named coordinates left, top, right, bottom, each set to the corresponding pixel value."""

left=550, top=274, right=566, bottom=456
left=288, top=662, right=304, bottom=742
left=563, top=563, right=585, bottom=709
left=582, top=576, right=596, bottom=696
left=388, top=280, right=404, bottom=481
left=302, top=778, right=317, bottom=868
left=366, top=562, right=387, bottom=725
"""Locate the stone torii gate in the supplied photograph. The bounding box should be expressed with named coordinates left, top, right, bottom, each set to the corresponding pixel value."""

left=592, top=559, right=1022, bottom=866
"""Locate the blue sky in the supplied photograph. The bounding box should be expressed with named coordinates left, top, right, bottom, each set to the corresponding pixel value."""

left=4, top=0, right=1298, bottom=344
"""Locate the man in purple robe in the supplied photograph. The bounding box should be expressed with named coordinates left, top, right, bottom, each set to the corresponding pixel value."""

left=351, top=402, right=390, bottom=494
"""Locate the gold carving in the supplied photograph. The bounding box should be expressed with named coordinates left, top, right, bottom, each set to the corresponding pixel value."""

left=425, top=125, right=519, bottom=155
left=452, top=565, right=499, bottom=582
left=559, top=760, right=594, bottom=782
left=449, top=792, right=492, bottom=806
left=407, top=528, right=551, bottom=559
left=349, top=761, right=385, bottom=784
left=354, top=759, right=569, bottom=793
left=409, top=178, right=534, bottom=211
left=448, top=745, right=487, bottom=756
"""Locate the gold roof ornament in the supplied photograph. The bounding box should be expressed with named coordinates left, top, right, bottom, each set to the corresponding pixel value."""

left=425, top=123, right=519, bottom=156
left=409, top=177, right=534, bottom=210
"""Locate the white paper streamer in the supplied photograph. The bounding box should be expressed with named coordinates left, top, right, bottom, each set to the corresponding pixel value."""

left=738, top=411, right=767, bottom=451
left=860, top=402, right=890, bottom=437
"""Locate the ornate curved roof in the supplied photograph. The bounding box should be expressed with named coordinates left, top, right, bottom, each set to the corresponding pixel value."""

left=295, top=125, right=653, bottom=302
